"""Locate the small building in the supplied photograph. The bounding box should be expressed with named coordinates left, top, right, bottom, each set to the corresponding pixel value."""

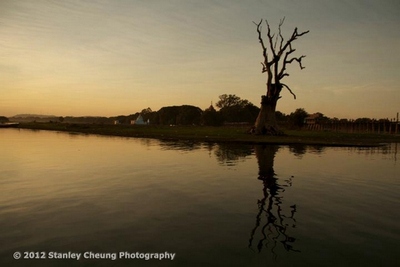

left=131, top=114, right=148, bottom=125
left=114, top=120, right=121, bottom=125
left=304, top=113, right=323, bottom=125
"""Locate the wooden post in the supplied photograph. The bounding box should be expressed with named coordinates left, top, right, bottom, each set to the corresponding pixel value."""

left=385, top=120, right=388, bottom=134
left=386, top=118, right=389, bottom=134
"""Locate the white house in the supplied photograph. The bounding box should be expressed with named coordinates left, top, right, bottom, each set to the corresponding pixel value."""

left=131, top=114, right=147, bottom=125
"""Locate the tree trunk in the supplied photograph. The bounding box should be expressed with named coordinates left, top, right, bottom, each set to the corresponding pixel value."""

left=255, top=145, right=279, bottom=180
left=253, top=84, right=283, bottom=135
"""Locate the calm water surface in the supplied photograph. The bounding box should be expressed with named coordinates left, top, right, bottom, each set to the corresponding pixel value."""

left=1, top=129, right=399, bottom=266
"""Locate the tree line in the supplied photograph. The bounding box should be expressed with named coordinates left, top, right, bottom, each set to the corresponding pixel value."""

left=6, top=94, right=395, bottom=129
left=114, top=94, right=261, bottom=126
left=103, top=94, right=394, bottom=129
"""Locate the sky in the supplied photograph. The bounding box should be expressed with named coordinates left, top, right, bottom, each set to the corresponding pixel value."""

left=1, top=0, right=399, bottom=119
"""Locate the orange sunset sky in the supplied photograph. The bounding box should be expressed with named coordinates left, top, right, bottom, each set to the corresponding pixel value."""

left=1, top=0, right=399, bottom=119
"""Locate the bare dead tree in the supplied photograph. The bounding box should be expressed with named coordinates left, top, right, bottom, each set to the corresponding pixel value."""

left=252, top=18, right=309, bottom=135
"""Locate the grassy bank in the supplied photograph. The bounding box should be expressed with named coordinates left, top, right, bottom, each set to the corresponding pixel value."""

left=17, top=122, right=400, bottom=146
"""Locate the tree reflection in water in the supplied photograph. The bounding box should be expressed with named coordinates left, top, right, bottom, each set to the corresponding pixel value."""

left=155, top=141, right=307, bottom=258
left=213, top=143, right=253, bottom=165
left=249, top=145, right=300, bottom=259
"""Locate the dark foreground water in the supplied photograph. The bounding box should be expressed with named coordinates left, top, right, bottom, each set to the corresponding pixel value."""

left=1, top=129, right=399, bottom=267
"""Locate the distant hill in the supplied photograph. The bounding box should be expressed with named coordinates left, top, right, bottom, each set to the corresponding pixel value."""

left=11, top=114, right=57, bottom=118
left=0, top=116, right=9, bottom=123
left=7, top=104, right=207, bottom=125
left=10, top=114, right=58, bottom=123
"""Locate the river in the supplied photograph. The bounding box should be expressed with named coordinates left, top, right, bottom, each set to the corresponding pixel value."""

left=0, top=129, right=399, bottom=266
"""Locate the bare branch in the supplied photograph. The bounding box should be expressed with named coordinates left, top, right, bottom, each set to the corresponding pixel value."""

left=277, top=32, right=308, bottom=80
left=281, top=83, right=297, bottom=99
left=278, top=28, right=309, bottom=58
left=265, top=20, right=277, bottom=58
left=273, top=18, right=285, bottom=53
left=295, top=28, right=309, bottom=37
left=253, top=20, right=269, bottom=73
left=273, top=34, right=279, bottom=50
left=279, top=73, right=289, bottom=79
left=253, top=19, right=274, bottom=86
left=278, top=17, right=285, bottom=50
left=286, top=55, right=306, bottom=69
left=278, top=43, right=293, bottom=79
left=265, top=20, right=282, bottom=84
left=260, top=62, right=267, bottom=73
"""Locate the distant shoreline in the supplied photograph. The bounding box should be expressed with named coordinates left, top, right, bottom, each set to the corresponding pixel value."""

left=15, top=122, right=400, bottom=147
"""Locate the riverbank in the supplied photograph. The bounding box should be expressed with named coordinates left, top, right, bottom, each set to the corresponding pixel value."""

left=17, top=122, right=400, bottom=146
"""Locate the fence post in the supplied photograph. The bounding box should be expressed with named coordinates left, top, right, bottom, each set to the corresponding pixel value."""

left=386, top=119, right=389, bottom=134
left=389, top=119, right=393, bottom=134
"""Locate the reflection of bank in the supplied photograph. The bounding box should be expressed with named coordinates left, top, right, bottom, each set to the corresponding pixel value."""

left=249, top=145, right=300, bottom=258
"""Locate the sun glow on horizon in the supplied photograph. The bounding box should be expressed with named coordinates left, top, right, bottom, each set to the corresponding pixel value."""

left=1, top=0, right=399, bottom=119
